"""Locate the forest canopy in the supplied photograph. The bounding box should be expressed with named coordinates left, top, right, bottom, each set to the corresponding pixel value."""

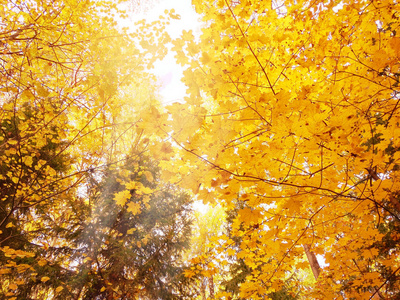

left=1, top=0, right=400, bottom=299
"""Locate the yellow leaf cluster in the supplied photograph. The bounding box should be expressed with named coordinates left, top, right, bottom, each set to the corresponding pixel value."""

left=165, top=0, right=400, bottom=298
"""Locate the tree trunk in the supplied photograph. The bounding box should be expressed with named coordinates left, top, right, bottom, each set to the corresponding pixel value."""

left=200, top=277, right=207, bottom=300
left=303, top=244, right=321, bottom=280
left=208, top=276, right=215, bottom=299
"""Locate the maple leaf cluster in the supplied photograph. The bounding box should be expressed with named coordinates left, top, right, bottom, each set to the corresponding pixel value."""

left=154, top=0, right=400, bottom=298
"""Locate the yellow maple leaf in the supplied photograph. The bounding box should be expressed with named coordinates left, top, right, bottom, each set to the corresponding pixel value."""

left=184, top=269, right=196, bottom=278
left=238, top=208, right=262, bottom=226
left=227, top=248, right=236, bottom=256
left=113, top=190, right=131, bottom=206
left=37, top=259, right=47, bottom=266
left=23, top=156, right=33, bottom=167
left=143, top=170, right=154, bottom=182
left=127, top=202, right=141, bottom=215
left=7, top=139, right=18, bottom=145
left=125, top=181, right=137, bottom=190
left=46, top=165, right=57, bottom=177
left=41, top=276, right=50, bottom=283
left=127, top=228, right=136, bottom=235
left=0, top=268, right=11, bottom=274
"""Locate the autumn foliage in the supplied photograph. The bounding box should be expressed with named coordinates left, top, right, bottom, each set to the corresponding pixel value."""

left=0, top=0, right=192, bottom=298
left=2, top=0, right=400, bottom=299
left=154, top=0, right=400, bottom=298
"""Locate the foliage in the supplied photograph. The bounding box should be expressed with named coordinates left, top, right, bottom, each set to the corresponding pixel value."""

left=223, top=200, right=299, bottom=300
left=146, top=0, right=400, bottom=298
left=71, top=153, right=193, bottom=299
left=0, top=0, right=175, bottom=298
left=0, top=101, right=78, bottom=299
left=4, top=0, right=400, bottom=298
left=184, top=206, right=226, bottom=299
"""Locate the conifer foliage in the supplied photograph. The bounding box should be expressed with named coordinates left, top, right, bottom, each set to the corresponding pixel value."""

left=73, top=154, right=193, bottom=299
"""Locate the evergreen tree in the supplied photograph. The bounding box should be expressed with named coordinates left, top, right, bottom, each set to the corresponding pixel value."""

left=72, top=153, right=194, bottom=299
left=0, top=101, right=82, bottom=299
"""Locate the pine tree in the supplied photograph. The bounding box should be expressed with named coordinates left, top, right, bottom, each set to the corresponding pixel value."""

left=72, top=153, right=194, bottom=299
left=0, top=102, right=80, bottom=299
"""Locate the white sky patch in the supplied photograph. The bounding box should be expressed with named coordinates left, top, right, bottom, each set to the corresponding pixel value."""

left=192, top=200, right=210, bottom=214
left=127, top=0, right=202, bottom=104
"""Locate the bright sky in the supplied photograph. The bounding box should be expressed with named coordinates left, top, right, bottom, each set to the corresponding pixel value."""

left=129, top=0, right=202, bottom=105
left=124, top=1, right=209, bottom=213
